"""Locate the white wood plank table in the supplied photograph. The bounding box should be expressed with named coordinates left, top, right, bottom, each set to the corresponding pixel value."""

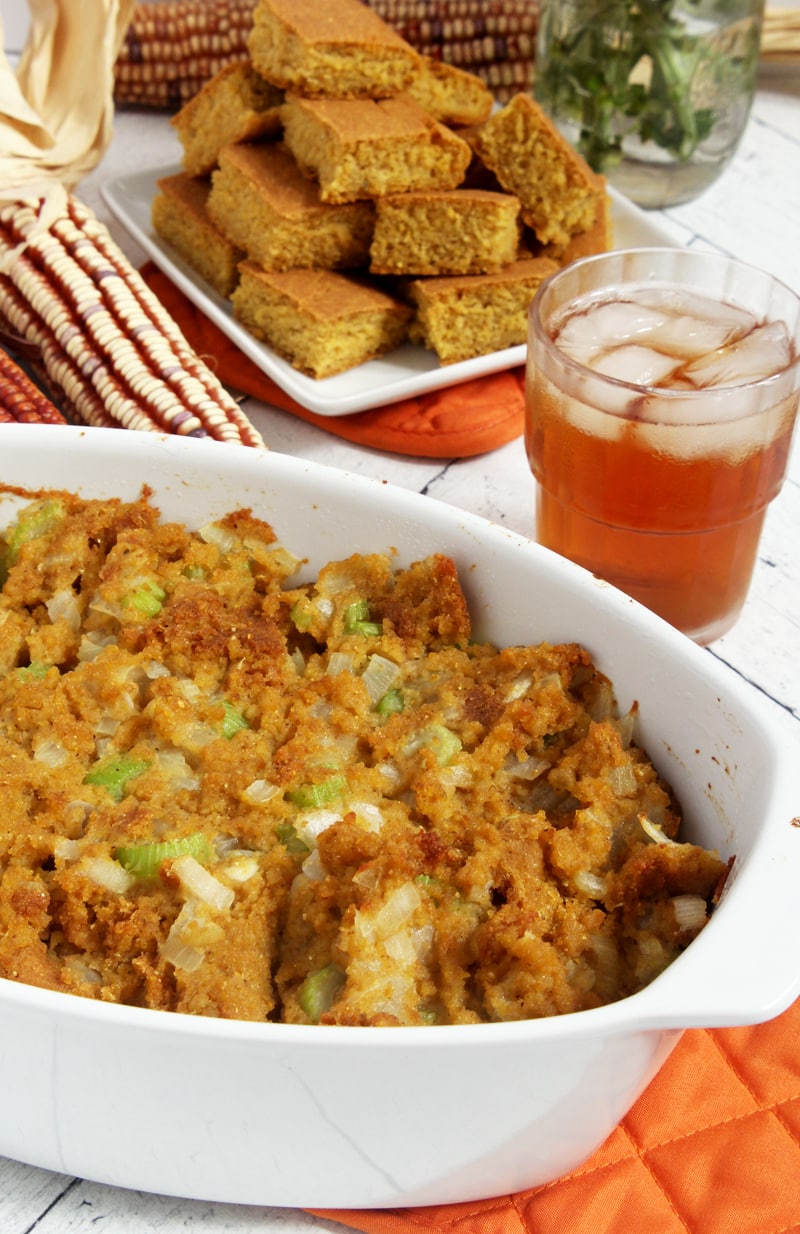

left=1, top=55, right=798, bottom=1234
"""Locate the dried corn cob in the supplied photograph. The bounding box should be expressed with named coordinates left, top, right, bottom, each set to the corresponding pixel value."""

left=113, top=0, right=538, bottom=109
left=0, top=195, right=264, bottom=447
left=0, top=345, right=69, bottom=425
left=115, top=0, right=255, bottom=108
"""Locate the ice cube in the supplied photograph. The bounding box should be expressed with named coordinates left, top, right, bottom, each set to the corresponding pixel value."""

left=589, top=344, right=682, bottom=388
left=684, top=320, right=793, bottom=388
left=556, top=300, right=669, bottom=365
left=636, top=286, right=757, bottom=336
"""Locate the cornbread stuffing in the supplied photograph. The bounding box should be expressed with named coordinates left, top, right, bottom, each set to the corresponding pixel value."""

left=0, top=489, right=729, bottom=1025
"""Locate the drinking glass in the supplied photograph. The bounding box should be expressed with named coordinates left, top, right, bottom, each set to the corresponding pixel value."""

left=525, top=247, right=800, bottom=643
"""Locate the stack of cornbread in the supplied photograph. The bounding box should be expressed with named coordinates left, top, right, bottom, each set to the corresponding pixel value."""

left=152, top=0, right=609, bottom=379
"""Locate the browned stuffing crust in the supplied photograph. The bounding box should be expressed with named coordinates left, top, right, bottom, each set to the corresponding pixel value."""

left=0, top=488, right=729, bottom=1025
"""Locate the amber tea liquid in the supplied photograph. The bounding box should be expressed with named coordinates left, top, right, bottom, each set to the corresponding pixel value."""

left=526, top=252, right=800, bottom=643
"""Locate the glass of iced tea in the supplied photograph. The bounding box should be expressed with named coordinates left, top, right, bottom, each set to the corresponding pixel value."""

left=525, top=248, right=800, bottom=643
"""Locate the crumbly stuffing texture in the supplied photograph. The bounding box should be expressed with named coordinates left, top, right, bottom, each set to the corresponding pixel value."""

left=208, top=141, right=375, bottom=272
left=406, top=256, right=560, bottom=364
left=231, top=262, right=412, bottom=378
left=370, top=189, right=521, bottom=276
left=152, top=173, right=245, bottom=299
left=281, top=94, right=472, bottom=204
left=0, top=489, right=730, bottom=1026
left=470, top=93, right=605, bottom=249
left=406, top=56, right=493, bottom=127
left=248, top=0, right=421, bottom=98
left=171, top=62, right=284, bottom=177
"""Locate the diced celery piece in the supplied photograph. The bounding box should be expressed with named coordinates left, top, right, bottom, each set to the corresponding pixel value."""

left=376, top=687, right=403, bottom=716
left=220, top=700, right=249, bottom=739
left=5, top=498, right=65, bottom=565
left=290, top=599, right=313, bottom=632
left=343, top=599, right=382, bottom=638
left=298, top=963, right=346, bottom=1022
left=124, top=579, right=166, bottom=617
left=275, top=822, right=310, bottom=855
left=16, top=661, right=51, bottom=681
left=422, top=723, right=462, bottom=766
left=286, top=774, right=347, bottom=809
left=115, top=832, right=212, bottom=880
left=83, top=754, right=151, bottom=802
left=182, top=564, right=207, bottom=581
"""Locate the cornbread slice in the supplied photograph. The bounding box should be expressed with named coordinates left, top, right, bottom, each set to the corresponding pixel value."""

left=232, top=262, right=413, bottom=378
left=406, top=256, right=559, bottom=365
left=406, top=56, right=493, bottom=126
left=208, top=142, right=375, bottom=272
left=152, top=172, right=245, bottom=298
left=470, top=93, right=604, bottom=250
left=281, top=94, right=472, bottom=204
left=171, top=62, right=284, bottom=177
left=248, top=0, right=420, bottom=98
left=541, top=177, right=613, bottom=264
left=370, top=189, right=521, bottom=276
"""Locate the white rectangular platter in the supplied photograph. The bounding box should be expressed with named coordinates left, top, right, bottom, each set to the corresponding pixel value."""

left=103, top=165, right=676, bottom=417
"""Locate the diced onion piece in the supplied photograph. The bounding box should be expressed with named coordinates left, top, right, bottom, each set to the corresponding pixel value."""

left=81, top=856, right=135, bottom=895
left=160, top=928, right=205, bottom=973
left=361, top=654, right=400, bottom=703
left=615, top=710, right=635, bottom=749
left=639, top=813, right=678, bottom=845
left=505, top=671, right=533, bottom=701
left=223, top=853, right=260, bottom=883
left=46, top=587, right=81, bottom=632
left=351, top=802, right=385, bottom=833
left=506, top=754, right=549, bottom=781
left=144, top=660, right=171, bottom=679
left=671, top=894, right=708, bottom=931
left=356, top=882, right=421, bottom=943
left=77, top=631, right=115, bottom=662
left=198, top=522, right=238, bottom=554
left=155, top=749, right=200, bottom=791
left=607, top=763, right=638, bottom=796
left=326, top=651, right=355, bottom=677
left=171, top=855, right=234, bottom=911
left=241, top=778, right=280, bottom=805
left=301, top=848, right=327, bottom=881
left=33, top=738, right=69, bottom=768
left=574, top=870, right=608, bottom=898
left=384, top=931, right=417, bottom=966
left=295, top=808, right=342, bottom=849
left=63, top=956, right=102, bottom=984
left=54, top=838, right=82, bottom=861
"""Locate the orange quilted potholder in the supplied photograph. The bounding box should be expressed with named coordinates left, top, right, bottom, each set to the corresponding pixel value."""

left=140, top=265, right=526, bottom=459
left=311, top=997, right=800, bottom=1234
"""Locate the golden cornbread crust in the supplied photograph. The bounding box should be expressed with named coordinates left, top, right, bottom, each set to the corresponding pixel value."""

left=471, top=93, right=604, bottom=249
left=152, top=173, right=244, bottom=299
left=370, top=189, right=521, bottom=276
left=171, top=62, right=284, bottom=178
left=406, top=56, right=494, bottom=127
left=0, top=488, right=729, bottom=1025
left=248, top=0, right=420, bottom=99
left=281, top=94, right=472, bottom=204
left=232, top=261, right=413, bottom=378
left=407, top=256, right=560, bottom=364
left=208, top=142, right=375, bottom=272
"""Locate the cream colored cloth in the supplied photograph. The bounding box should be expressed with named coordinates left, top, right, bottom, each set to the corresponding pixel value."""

left=0, top=0, right=135, bottom=204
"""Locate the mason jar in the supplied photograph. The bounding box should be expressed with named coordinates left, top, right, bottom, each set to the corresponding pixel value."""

left=534, top=0, right=765, bottom=208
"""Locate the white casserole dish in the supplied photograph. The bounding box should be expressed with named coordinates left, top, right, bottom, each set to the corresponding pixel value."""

left=0, top=423, right=798, bottom=1209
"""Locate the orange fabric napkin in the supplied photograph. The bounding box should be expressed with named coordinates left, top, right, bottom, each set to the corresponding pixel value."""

left=311, top=996, right=800, bottom=1234
left=140, top=264, right=525, bottom=458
